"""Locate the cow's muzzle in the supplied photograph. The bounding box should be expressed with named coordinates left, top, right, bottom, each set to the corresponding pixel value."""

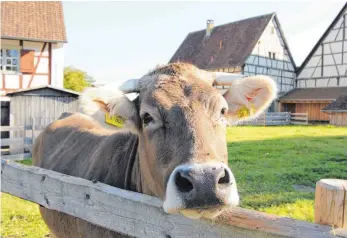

left=163, top=162, right=239, bottom=219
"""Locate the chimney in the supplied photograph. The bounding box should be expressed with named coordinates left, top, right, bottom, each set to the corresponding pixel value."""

left=206, top=19, right=214, bottom=37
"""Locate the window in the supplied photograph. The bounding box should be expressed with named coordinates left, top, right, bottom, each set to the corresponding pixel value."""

left=1, top=49, right=20, bottom=72
left=268, top=52, right=276, bottom=59
left=271, top=26, right=275, bottom=34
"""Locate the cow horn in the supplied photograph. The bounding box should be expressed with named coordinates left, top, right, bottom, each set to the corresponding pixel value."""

left=119, top=78, right=141, bottom=93
left=211, top=72, right=246, bottom=86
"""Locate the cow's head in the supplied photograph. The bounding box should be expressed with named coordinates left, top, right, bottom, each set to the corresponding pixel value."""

left=79, top=63, right=277, bottom=219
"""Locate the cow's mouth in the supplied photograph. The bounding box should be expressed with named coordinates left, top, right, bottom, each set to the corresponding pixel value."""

left=179, top=206, right=228, bottom=220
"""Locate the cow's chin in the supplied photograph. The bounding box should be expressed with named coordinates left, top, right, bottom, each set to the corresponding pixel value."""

left=179, top=206, right=227, bottom=220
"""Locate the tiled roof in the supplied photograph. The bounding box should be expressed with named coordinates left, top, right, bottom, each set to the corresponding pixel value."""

left=169, top=13, right=274, bottom=69
left=1, top=1, right=67, bottom=42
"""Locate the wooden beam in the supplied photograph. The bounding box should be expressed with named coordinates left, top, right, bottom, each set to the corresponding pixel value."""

left=2, top=74, right=5, bottom=89
left=28, top=42, right=47, bottom=88
left=1, top=160, right=346, bottom=238
left=48, top=43, right=52, bottom=85
left=19, top=40, right=23, bottom=88
left=321, top=44, right=324, bottom=77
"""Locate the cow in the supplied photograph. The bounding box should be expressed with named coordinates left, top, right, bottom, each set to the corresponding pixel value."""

left=32, top=62, right=277, bottom=238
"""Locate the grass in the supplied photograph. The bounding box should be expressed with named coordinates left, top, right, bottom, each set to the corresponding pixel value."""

left=1, top=125, right=347, bottom=237
left=226, top=125, right=347, bottom=222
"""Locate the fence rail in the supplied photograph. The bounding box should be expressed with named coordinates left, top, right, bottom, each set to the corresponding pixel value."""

left=236, top=112, right=308, bottom=126
left=2, top=160, right=346, bottom=238
left=0, top=124, right=46, bottom=161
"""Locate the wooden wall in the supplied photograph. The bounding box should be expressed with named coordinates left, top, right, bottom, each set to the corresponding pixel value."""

left=329, top=112, right=347, bottom=126
left=281, top=102, right=331, bottom=121
left=10, top=95, right=78, bottom=126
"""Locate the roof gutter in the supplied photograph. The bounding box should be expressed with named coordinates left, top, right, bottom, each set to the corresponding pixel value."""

left=1, top=35, right=67, bottom=43
left=321, top=109, right=347, bottom=113
left=278, top=99, right=335, bottom=101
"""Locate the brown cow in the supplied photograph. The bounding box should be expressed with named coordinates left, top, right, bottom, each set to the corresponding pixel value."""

left=33, top=63, right=277, bottom=238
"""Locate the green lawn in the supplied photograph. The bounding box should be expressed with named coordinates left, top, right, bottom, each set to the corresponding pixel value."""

left=1, top=125, right=347, bottom=237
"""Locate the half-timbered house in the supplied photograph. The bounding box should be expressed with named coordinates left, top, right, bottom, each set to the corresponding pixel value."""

left=1, top=1, right=66, bottom=98
left=278, top=2, right=347, bottom=123
left=169, top=13, right=296, bottom=111
left=1, top=1, right=67, bottom=145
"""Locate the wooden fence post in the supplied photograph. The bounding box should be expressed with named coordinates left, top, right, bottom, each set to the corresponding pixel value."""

left=315, top=179, right=347, bottom=228
left=31, top=117, right=35, bottom=147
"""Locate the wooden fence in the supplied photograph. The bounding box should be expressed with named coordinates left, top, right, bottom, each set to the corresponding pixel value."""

left=236, top=112, right=308, bottom=126
left=0, top=124, right=46, bottom=161
left=290, top=113, right=309, bottom=125
left=1, top=160, right=346, bottom=238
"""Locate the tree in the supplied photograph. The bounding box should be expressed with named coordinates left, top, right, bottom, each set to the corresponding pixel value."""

left=63, top=66, right=95, bottom=92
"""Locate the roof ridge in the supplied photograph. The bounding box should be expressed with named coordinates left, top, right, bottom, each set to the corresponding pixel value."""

left=187, top=12, right=275, bottom=35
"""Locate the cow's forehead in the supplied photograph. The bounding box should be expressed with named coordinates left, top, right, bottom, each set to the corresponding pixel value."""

left=141, top=74, right=218, bottom=110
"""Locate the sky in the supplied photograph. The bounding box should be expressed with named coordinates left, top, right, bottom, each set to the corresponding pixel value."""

left=62, top=1, right=346, bottom=84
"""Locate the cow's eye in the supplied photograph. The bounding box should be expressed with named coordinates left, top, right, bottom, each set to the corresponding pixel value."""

left=221, top=108, right=227, bottom=116
left=142, top=113, right=154, bottom=126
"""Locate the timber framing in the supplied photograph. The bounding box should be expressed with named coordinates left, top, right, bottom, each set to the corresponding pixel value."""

left=297, top=2, right=347, bottom=76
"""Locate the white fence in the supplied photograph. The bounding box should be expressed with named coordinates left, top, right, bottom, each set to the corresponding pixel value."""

left=2, top=160, right=346, bottom=238
left=236, top=112, right=308, bottom=126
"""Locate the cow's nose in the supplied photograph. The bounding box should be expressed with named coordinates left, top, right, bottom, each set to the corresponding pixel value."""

left=171, top=163, right=236, bottom=208
left=174, top=166, right=231, bottom=193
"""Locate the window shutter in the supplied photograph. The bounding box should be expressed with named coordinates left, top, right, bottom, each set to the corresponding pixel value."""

left=20, top=50, right=34, bottom=74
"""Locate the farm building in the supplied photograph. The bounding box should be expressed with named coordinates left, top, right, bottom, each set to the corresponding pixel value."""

left=1, top=1, right=68, bottom=139
left=321, top=95, right=347, bottom=126
left=6, top=85, right=79, bottom=127
left=169, top=13, right=296, bottom=111
left=278, top=2, right=347, bottom=123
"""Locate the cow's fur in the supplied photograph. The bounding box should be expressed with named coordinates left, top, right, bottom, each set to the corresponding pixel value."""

left=33, top=63, right=277, bottom=238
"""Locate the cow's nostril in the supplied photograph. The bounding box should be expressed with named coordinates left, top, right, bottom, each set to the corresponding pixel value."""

left=175, top=172, right=193, bottom=193
left=218, top=169, right=231, bottom=184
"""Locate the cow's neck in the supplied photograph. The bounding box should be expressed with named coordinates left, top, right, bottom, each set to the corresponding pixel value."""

left=124, top=142, right=154, bottom=197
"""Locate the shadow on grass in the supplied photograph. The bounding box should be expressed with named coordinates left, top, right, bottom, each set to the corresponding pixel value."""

left=227, top=135, right=347, bottom=210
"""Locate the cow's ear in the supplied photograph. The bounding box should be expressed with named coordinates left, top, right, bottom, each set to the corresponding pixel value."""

left=222, top=75, right=277, bottom=124
left=79, top=87, right=140, bottom=132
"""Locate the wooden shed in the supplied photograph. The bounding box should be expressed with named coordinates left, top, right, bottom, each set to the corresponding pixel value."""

left=6, top=85, right=80, bottom=127
left=278, top=87, right=347, bottom=122
left=321, top=95, right=347, bottom=126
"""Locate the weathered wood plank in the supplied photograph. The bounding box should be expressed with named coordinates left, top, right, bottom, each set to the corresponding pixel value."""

left=290, top=113, right=308, bottom=116
left=0, top=126, right=24, bottom=132
left=1, top=138, right=23, bottom=146
left=315, top=179, right=347, bottom=228
left=2, top=160, right=346, bottom=238
left=1, top=153, right=31, bottom=161
left=290, top=117, right=308, bottom=121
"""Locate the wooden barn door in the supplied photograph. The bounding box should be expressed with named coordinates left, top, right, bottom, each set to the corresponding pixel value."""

left=282, top=103, right=296, bottom=113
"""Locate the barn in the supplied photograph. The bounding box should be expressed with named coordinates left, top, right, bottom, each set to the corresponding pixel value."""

left=169, top=13, right=296, bottom=111
left=6, top=85, right=79, bottom=127
left=321, top=95, right=347, bottom=126
left=278, top=3, right=347, bottom=123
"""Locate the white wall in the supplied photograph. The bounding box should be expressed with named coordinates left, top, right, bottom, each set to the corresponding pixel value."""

left=297, top=7, right=347, bottom=87
left=244, top=17, right=296, bottom=94
left=1, top=39, right=65, bottom=90
left=51, top=42, right=65, bottom=88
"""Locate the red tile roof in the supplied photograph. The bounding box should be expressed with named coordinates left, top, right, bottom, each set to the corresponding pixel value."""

left=1, top=1, right=67, bottom=43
